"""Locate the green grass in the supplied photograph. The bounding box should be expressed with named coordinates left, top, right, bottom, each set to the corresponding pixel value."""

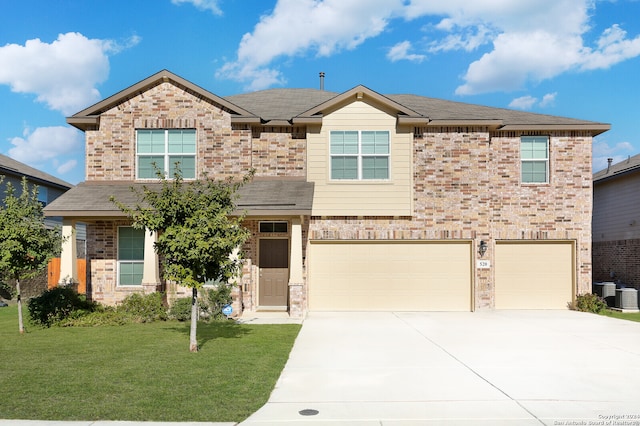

left=0, top=304, right=300, bottom=422
left=599, top=309, right=640, bottom=322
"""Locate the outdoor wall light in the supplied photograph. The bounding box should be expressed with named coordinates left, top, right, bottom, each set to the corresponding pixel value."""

left=478, top=240, right=488, bottom=257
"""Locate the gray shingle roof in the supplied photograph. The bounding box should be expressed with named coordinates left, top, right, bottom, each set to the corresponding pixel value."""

left=224, top=88, right=608, bottom=129
left=386, top=94, right=601, bottom=126
left=225, top=89, right=338, bottom=121
left=593, top=153, right=640, bottom=182
left=43, top=180, right=314, bottom=218
left=0, top=153, right=72, bottom=189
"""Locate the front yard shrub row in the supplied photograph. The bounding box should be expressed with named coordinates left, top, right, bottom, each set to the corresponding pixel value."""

left=28, top=286, right=99, bottom=327
left=28, top=286, right=233, bottom=327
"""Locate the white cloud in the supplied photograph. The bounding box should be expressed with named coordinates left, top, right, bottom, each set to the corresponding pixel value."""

left=217, top=0, right=640, bottom=94
left=171, top=0, right=222, bottom=15
left=580, top=24, right=640, bottom=70
left=56, top=159, right=78, bottom=175
left=592, top=139, right=635, bottom=172
left=509, top=96, right=537, bottom=110
left=0, top=32, right=140, bottom=115
left=387, top=41, right=425, bottom=62
left=217, top=0, right=404, bottom=89
left=539, top=92, right=557, bottom=107
left=429, top=25, right=494, bottom=53
left=509, top=92, right=557, bottom=110
left=8, top=126, right=83, bottom=166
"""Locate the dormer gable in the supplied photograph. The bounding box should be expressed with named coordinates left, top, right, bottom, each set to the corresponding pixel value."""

left=292, top=85, right=429, bottom=126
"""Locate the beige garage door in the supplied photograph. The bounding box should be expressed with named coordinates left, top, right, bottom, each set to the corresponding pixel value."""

left=495, top=242, right=574, bottom=309
left=308, top=241, right=472, bottom=311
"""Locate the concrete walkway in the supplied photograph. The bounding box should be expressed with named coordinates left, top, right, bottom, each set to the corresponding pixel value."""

left=240, top=310, right=640, bottom=425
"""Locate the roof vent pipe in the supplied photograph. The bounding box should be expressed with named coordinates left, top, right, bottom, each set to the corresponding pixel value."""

left=607, top=157, right=613, bottom=173
left=319, top=72, right=325, bottom=91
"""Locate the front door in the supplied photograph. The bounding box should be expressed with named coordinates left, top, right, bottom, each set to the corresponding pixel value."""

left=259, top=239, right=289, bottom=307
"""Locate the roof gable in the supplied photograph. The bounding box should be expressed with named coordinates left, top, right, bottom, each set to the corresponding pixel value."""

left=293, top=85, right=429, bottom=125
left=67, top=70, right=258, bottom=131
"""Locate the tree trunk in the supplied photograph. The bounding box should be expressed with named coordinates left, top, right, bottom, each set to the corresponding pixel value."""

left=189, top=287, right=198, bottom=352
left=16, top=277, right=24, bottom=334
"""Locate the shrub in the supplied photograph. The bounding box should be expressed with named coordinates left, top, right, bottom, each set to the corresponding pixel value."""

left=572, top=293, right=608, bottom=314
left=169, top=297, right=193, bottom=321
left=28, top=286, right=98, bottom=327
left=202, top=284, right=233, bottom=321
left=58, top=306, right=130, bottom=327
left=117, top=292, right=168, bottom=323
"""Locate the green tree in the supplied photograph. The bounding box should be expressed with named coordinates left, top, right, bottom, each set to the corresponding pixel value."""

left=0, top=177, right=63, bottom=334
left=112, top=168, right=251, bottom=352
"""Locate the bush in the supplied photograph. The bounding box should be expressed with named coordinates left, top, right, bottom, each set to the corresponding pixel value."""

left=572, top=293, right=608, bottom=314
left=28, top=286, right=98, bottom=327
left=170, top=284, right=233, bottom=322
left=117, top=292, right=167, bottom=323
left=202, top=284, right=233, bottom=321
left=169, top=297, right=193, bottom=321
left=58, top=306, right=130, bottom=327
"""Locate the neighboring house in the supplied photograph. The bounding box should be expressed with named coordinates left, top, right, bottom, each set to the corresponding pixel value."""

left=0, top=153, right=79, bottom=298
left=44, top=70, right=609, bottom=316
left=0, top=153, right=72, bottom=210
left=592, top=155, right=640, bottom=289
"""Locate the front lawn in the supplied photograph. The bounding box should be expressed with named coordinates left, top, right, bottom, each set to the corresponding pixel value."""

left=600, top=309, right=640, bottom=322
left=0, top=305, right=300, bottom=422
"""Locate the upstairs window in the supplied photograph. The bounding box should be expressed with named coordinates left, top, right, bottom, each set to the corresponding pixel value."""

left=330, top=131, right=390, bottom=180
left=137, top=129, right=196, bottom=179
left=521, top=136, right=549, bottom=184
left=37, top=186, right=48, bottom=206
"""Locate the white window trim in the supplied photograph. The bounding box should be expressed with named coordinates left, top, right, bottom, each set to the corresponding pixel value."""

left=520, top=135, right=550, bottom=184
left=136, top=129, right=197, bottom=180
left=117, top=226, right=145, bottom=287
left=330, top=130, right=391, bottom=181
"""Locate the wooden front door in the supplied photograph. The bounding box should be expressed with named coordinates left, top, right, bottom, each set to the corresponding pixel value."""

left=259, top=239, right=289, bottom=307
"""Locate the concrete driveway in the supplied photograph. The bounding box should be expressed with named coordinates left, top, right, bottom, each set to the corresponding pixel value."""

left=241, top=311, right=640, bottom=425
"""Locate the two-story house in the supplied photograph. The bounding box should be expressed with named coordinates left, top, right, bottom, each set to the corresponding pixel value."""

left=592, top=154, right=640, bottom=289
left=1, top=153, right=79, bottom=298
left=44, top=70, right=609, bottom=316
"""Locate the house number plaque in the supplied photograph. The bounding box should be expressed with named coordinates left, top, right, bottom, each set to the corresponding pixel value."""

left=477, top=260, right=491, bottom=269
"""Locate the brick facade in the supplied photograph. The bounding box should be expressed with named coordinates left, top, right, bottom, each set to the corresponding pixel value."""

left=309, top=129, right=593, bottom=309
left=62, top=73, right=598, bottom=315
left=592, top=239, right=640, bottom=289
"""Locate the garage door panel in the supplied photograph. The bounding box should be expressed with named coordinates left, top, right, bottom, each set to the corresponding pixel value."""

left=495, top=242, right=573, bottom=309
left=308, top=242, right=472, bottom=311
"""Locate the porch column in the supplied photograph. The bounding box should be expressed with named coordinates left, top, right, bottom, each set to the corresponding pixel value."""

left=141, top=229, right=160, bottom=293
left=59, top=219, right=77, bottom=285
left=289, top=217, right=304, bottom=317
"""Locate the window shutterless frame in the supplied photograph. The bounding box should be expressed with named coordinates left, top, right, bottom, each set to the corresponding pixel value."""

left=117, top=226, right=145, bottom=286
left=330, top=130, right=390, bottom=180
left=136, top=129, right=196, bottom=179
left=520, top=135, right=549, bottom=184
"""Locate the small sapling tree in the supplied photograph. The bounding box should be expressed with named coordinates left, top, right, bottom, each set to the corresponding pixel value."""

left=111, top=167, right=251, bottom=352
left=0, top=177, right=63, bottom=334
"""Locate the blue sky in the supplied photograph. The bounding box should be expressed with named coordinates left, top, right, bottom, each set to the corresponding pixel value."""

left=1, top=0, right=639, bottom=185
